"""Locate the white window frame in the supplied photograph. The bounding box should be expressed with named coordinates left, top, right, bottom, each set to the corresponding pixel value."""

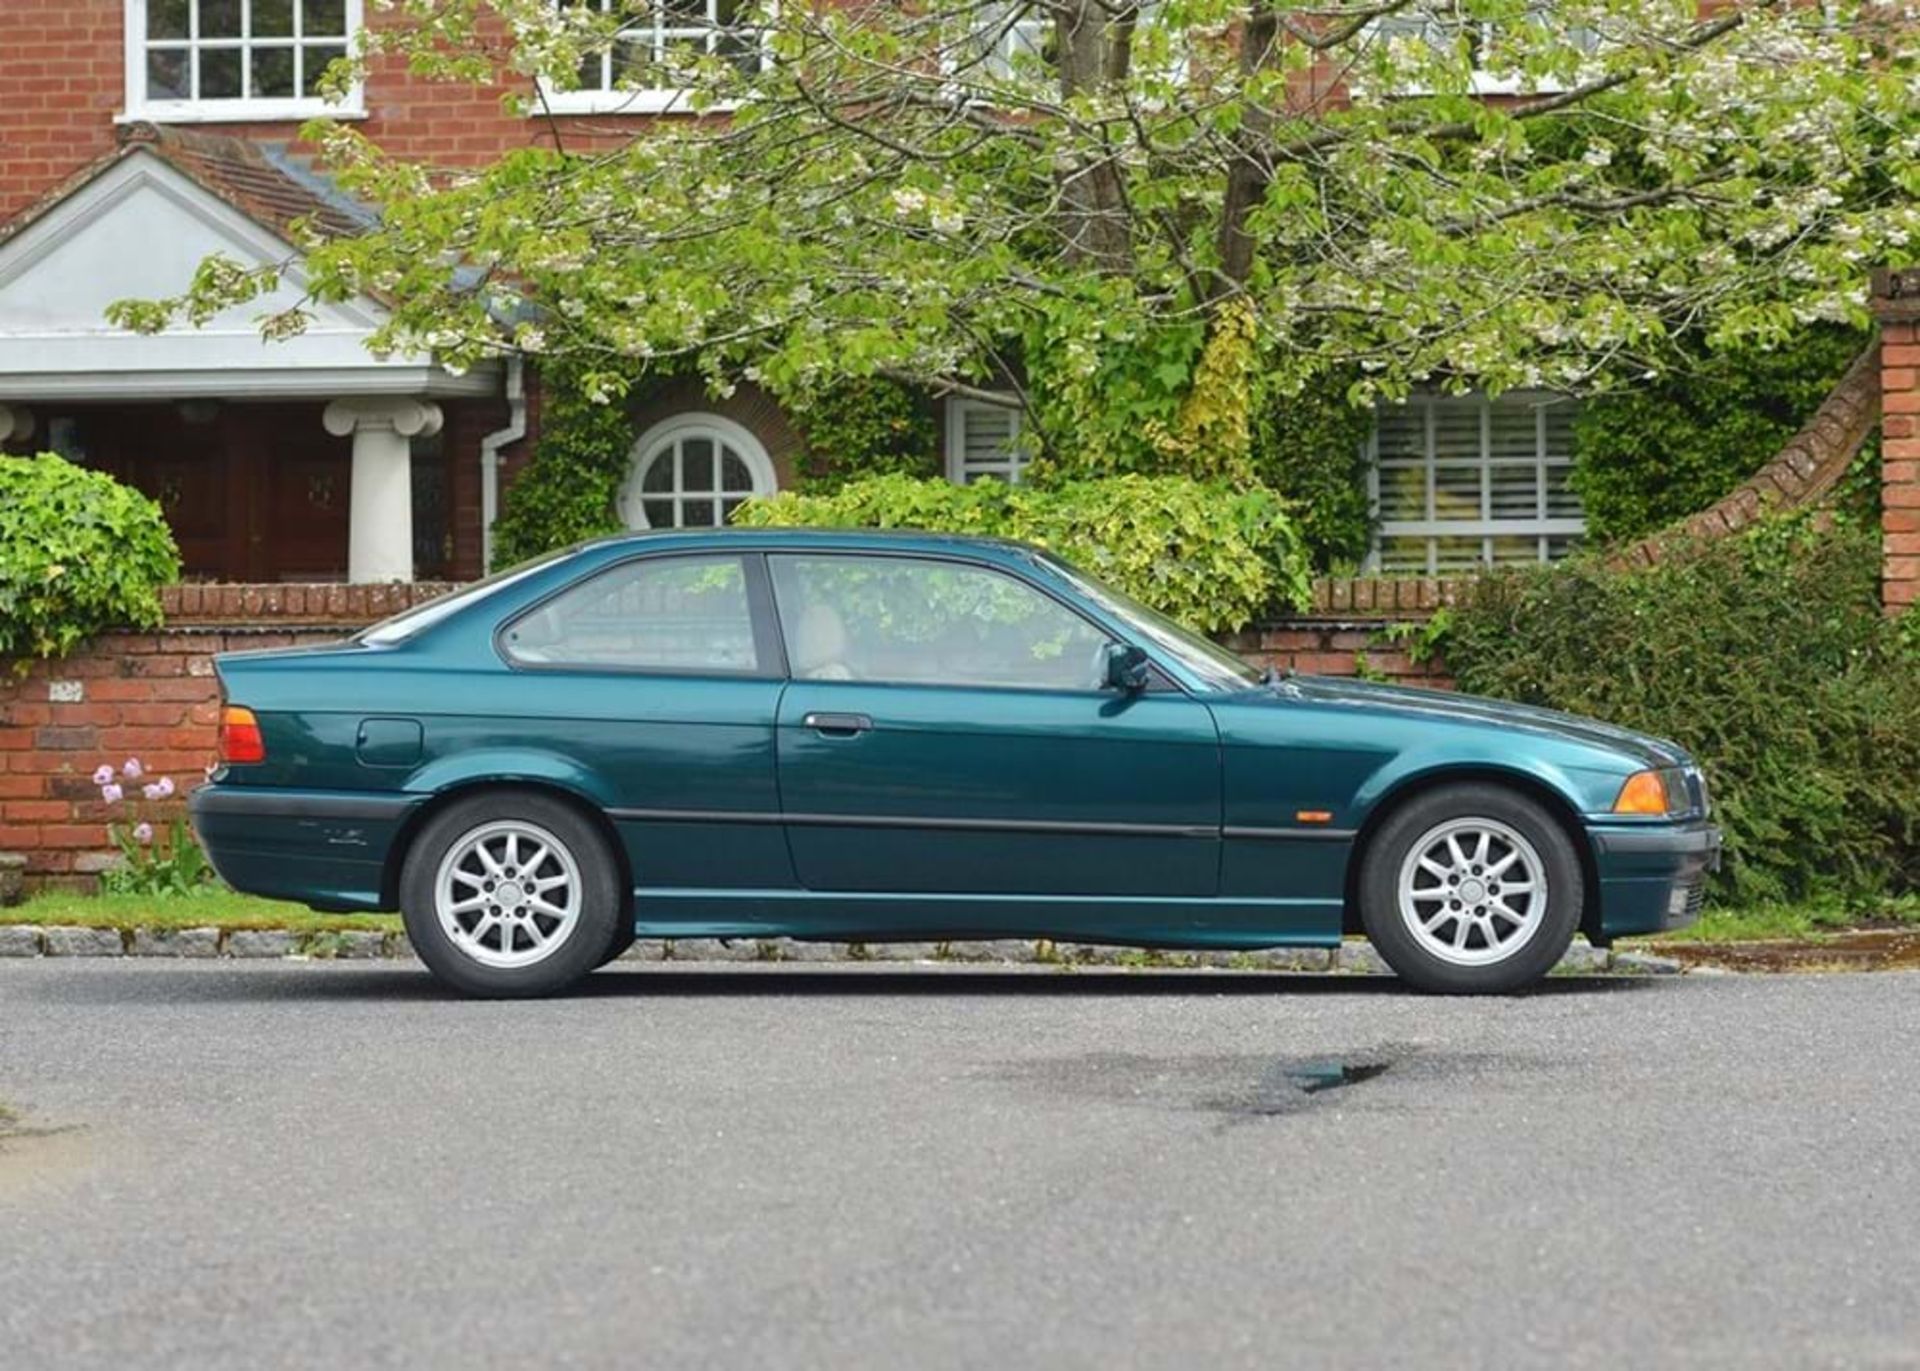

left=1365, top=4, right=1600, bottom=97
left=535, top=0, right=771, bottom=116
left=1367, top=390, right=1585, bottom=575
left=619, top=413, right=778, bottom=529
left=944, top=397, right=1031, bottom=485
left=122, top=0, right=367, bottom=124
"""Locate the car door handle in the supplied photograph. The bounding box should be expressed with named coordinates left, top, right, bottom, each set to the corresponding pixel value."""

left=802, top=712, right=873, bottom=737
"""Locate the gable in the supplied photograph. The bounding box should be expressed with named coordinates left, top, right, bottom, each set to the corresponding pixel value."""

left=0, top=150, right=488, bottom=400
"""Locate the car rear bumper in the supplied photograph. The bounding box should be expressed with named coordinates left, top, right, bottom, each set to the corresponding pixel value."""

left=189, top=784, right=422, bottom=912
left=1588, top=820, right=1722, bottom=940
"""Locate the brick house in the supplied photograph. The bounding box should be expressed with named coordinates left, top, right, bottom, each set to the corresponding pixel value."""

left=0, top=0, right=1618, bottom=583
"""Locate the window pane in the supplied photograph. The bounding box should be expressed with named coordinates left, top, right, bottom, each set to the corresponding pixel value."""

left=640, top=453, right=675, bottom=492
left=1377, top=464, right=1426, bottom=521
left=681, top=438, right=714, bottom=491
left=1429, top=398, right=1482, bottom=461
left=642, top=499, right=675, bottom=528
left=1432, top=535, right=1485, bottom=572
left=682, top=499, right=717, bottom=527
left=251, top=46, right=296, bottom=98
left=770, top=555, right=1110, bottom=691
left=1487, top=402, right=1539, bottom=460
left=201, top=0, right=243, bottom=38
left=1373, top=403, right=1426, bottom=461
left=305, top=0, right=349, bottom=36
left=300, top=45, right=345, bottom=96
left=1377, top=537, right=1430, bottom=575
left=255, top=0, right=295, bottom=37
left=201, top=47, right=244, bottom=98
left=721, top=452, right=753, bottom=492
left=1432, top=464, right=1481, bottom=521
left=148, top=0, right=192, bottom=40
left=501, top=555, right=759, bottom=672
left=1544, top=463, right=1580, bottom=519
left=148, top=49, right=191, bottom=99
left=1488, top=462, right=1541, bottom=520
left=1489, top=535, right=1540, bottom=565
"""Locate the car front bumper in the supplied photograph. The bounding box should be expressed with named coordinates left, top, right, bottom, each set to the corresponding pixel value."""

left=189, top=784, right=423, bottom=912
left=1587, top=820, right=1722, bottom=941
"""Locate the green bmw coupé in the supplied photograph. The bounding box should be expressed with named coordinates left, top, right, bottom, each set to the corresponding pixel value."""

left=190, top=530, right=1719, bottom=997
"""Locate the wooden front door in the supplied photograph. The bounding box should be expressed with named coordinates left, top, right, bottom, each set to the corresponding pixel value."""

left=54, top=402, right=352, bottom=581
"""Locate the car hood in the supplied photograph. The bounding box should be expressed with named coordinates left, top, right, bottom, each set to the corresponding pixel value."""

left=1265, top=674, right=1688, bottom=768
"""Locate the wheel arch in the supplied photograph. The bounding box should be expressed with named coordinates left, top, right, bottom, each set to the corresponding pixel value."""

left=380, top=779, right=633, bottom=916
left=1340, top=765, right=1602, bottom=942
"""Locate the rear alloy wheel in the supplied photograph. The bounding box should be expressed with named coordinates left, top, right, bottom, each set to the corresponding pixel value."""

left=401, top=792, right=622, bottom=997
left=1358, top=784, right=1582, bottom=994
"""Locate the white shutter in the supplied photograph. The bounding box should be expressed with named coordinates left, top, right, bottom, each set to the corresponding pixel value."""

left=946, top=399, right=1029, bottom=485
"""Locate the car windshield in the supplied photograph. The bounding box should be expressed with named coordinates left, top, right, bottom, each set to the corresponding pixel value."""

left=1032, top=553, right=1262, bottom=692
left=356, top=548, right=574, bottom=647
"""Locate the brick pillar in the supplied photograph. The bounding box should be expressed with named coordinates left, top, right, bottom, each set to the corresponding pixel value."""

left=1871, top=267, right=1920, bottom=612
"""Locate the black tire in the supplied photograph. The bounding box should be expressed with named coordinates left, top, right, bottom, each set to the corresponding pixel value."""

left=399, top=790, right=623, bottom=998
left=1357, top=782, right=1583, bottom=994
left=597, top=928, right=638, bottom=968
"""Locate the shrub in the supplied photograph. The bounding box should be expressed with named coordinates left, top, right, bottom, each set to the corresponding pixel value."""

left=1441, top=518, right=1919, bottom=903
left=793, top=377, right=940, bottom=492
left=0, top=453, right=180, bottom=666
left=735, top=472, right=1312, bottom=633
left=1570, top=326, right=1869, bottom=543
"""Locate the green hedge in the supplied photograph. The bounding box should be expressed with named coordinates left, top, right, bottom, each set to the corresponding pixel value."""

left=0, top=454, right=180, bottom=666
left=1570, top=327, right=1870, bottom=543
left=1441, top=518, right=1919, bottom=903
left=734, top=472, right=1312, bottom=633
left=1252, top=376, right=1375, bottom=573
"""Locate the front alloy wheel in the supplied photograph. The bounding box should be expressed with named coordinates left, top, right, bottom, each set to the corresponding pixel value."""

left=1359, top=783, right=1582, bottom=994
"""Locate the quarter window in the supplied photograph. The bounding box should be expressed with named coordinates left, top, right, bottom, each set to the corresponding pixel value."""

left=770, top=554, right=1111, bottom=691
left=1370, top=391, right=1585, bottom=574
left=501, top=554, right=761, bottom=672
left=127, top=0, right=362, bottom=118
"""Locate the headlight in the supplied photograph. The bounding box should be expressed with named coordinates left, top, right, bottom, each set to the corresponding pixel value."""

left=1613, top=768, right=1687, bottom=816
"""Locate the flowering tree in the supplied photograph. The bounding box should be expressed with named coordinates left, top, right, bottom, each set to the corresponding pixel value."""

left=115, top=0, right=1919, bottom=472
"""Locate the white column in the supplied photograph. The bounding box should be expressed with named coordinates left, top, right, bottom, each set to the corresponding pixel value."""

left=0, top=405, right=34, bottom=445
left=323, top=397, right=443, bottom=583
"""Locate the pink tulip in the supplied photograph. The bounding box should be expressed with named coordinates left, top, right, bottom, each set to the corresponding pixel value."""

left=142, top=783, right=164, bottom=801
left=153, top=776, right=176, bottom=798
left=92, top=764, right=115, bottom=786
left=132, top=822, right=154, bottom=845
left=122, top=758, right=144, bottom=780
left=101, top=783, right=123, bottom=804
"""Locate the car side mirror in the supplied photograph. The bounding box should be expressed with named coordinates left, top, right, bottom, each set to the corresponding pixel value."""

left=1103, top=642, right=1151, bottom=694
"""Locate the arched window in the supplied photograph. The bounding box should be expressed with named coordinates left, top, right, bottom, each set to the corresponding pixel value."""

left=619, top=415, right=777, bottom=530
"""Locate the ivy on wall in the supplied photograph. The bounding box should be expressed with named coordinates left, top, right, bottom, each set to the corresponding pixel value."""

left=1570, top=325, right=1871, bottom=544
left=1252, top=372, right=1377, bottom=574
left=793, top=377, right=940, bottom=492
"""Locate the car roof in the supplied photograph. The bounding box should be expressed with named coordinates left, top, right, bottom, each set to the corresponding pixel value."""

left=571, top=527, right=1049, bottom=560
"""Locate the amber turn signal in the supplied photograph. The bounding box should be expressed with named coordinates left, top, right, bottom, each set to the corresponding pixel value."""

left=218, top=705, right=266, bottom=765
left=1612, top=770, right=1670, bottom=816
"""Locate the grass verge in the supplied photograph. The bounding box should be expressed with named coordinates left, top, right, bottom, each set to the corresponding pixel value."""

left=1643, top=895, right=1920, bottom=945
left=5, top=890, right=400, bottom=935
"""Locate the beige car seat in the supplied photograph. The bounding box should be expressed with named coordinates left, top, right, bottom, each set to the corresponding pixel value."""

left=789, top=602, right=855, bottom=681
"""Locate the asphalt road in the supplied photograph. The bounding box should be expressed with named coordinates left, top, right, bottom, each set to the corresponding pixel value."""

left=3, top=960, right=1918, bottom=1370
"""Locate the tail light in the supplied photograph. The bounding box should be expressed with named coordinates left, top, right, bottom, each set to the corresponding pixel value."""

left=219, top=706, right=266, bottom=765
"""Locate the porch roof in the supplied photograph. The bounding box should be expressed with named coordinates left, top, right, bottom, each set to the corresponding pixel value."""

left=0, top=126, right=494, bottom=403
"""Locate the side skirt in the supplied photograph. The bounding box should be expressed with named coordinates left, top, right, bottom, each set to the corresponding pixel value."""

left=630, top=887, right=1344, bottom=948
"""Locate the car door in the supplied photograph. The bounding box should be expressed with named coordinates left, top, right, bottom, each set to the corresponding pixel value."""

left=767, top=551, right=1221, bottom=899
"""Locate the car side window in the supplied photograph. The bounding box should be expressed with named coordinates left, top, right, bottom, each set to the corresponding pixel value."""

left=501, top=554, right=760, bottom=673
left=768, top=554, right=1111, bottom=690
